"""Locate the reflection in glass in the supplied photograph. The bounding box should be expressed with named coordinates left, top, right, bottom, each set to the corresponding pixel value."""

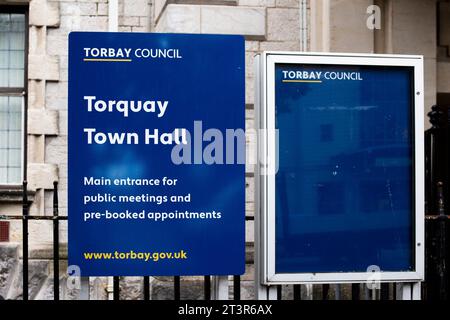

left=275, top=64, right=414, bottom=274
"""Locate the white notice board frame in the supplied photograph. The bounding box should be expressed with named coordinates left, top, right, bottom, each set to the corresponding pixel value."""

left=255, top=52, right=425, bottom=285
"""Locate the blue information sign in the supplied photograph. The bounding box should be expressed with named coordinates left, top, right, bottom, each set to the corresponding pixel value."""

left=68, top=32, right=245, bottom=276
left=275, top=63, right=414, bottom=274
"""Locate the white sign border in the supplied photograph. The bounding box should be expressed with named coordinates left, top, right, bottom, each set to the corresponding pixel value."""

left=257, top=52, right=425, bottom=285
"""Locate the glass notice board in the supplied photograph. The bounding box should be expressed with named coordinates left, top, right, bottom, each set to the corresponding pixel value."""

left=274, top=63, right=415, bottom=274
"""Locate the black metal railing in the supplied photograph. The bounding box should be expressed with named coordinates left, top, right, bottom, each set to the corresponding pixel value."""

left=17, top=181, right=67, bottom=300
left=2, top=181, right=384, bottom=300
left=0, top=175, right=397, bottom=301
left=424, top=105, right=450, bottom=300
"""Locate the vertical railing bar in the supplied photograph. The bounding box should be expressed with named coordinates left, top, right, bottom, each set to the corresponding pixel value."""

left=322, top=284, right=329, bottom=300
left=53, top=181, right=60, bottom=300
left=380, top=283, right=389, bottom=300
left=393, top=283, right=397, bottom=300
left=233, top=275, right=240, bottom=301
left=437, top=181, right=448, bottom=299
left=22, top=180, right=29, bottom=301
left=293, top=284, right=301, bottom=300
left=143, top=276, right=150, bottom=300
left=352, top=283, right=360, bottom=300
left=204, top=276, right=211, bottom=300
left=113, top=276, right=120, bottom=300
left=277, top=285, right=282, bottom=300
left=174, top=276, right=180, bottom=300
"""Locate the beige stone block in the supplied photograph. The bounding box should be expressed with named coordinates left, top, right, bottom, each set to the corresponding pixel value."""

left=27, top=135, right=45, bottom=163
left=276, top=0, right=299, bottom=7
left=267, top=8, right=299, bottom=41
left=201, top=6, right=266, bottom=39
left=44, top=146, right=67, bottom=172
left=27, top=163, right=59, bottom=190
left=245, top=219, right=254, bottom=242
left=170, top=0, right=237, bottom=4
left=59, top=12, right=81, bottom=32
left=246, top=118, right=255, bottom=133
left=120, top=16, right=139, bottom=27
left=124, top=0, right=150, bottom=17
left=154, top=0, right=168, bottom=22
left=79, top=16, right=108, bottom=31
left=329, top=0, right=374, bottom=53
left=28, top=80, right=46, bottom=109
left=8, top=220, right=22, bottom=243
left=45, top=82, right=65, bottom=100
left=28, top=26, right=46, bottom=55
left=241, top=263, right=255, bottom=281
left=28, top=55, right=60, bottom=81
left=437, top=61, right=450, bottom=93
left=155, top=4, right=201, bottom=33
left=239, top=0, right=275, bottom=6
left=246, top=176, right=255, bottom=202
left=29, top=189, right=44, bottom=216
left=246, top=75, right=255, bottom=105
left=139, top=16, right=150, bottom=27
left=119, top=26, right=132, bottom=32
left=0, top=204, right=22, bottom=217
left=245, top=201, right=255, bottom=216
left=57, top=160, right=68, bottom=178
left=46, top=34, right=68, bottom=56
left=60, top=1, right=81, bottom=16
left=391, top=0, right=436, bottom=58
left=259, top=40, right=299, bottom=51
left=246, top=118, right=256, bottom=174
left=45, top=96, right=67, bottom=111
left=132, top=26, right=148, bottom=32
left=245, top=40, right=259, bottom=51
left=79, top=2, right=97, bottom=16
left=29, top=0, right=60, bottom=27
left=246, top=107, right=254, bottom=120
left=245, top=51, right=256, bottom=78
left=28, top=222, right=53, bottom=248
left=98, top=3, right=108, bottom=16
left=28, top=109, right=59, bottom=135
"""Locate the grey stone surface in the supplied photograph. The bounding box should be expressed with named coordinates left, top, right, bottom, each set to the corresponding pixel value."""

left=0, top=244, right=19, bottom=299
left=150, top=276, right=205, bottom=300
left=6, top=260, right=49, bottom=300
left=89, top=277, right=108, bottom=300
left=35, top=277, right=54, bottom=300
left=179, top=277, right=205, bottom=300
left=119, top=277, right=144, bottom=300
left=237, top=280, right=255, bottom=300
left=150, top=276, right=176, bottom=300
left=29, top=275, right=85, bottom=300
